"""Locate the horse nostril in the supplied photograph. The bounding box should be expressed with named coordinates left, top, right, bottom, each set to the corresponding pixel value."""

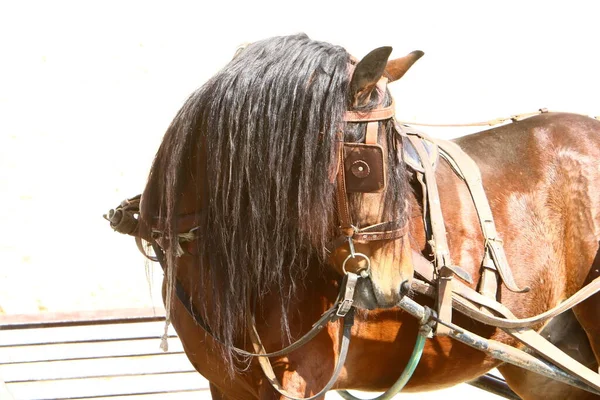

left=400, top=280, right=411, bottom=296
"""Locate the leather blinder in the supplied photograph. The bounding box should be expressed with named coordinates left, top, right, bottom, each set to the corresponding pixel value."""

left=343, top=143, right=386, bottom=193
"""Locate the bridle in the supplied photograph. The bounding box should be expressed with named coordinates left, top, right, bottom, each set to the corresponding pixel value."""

left=104, top=71, right=418, bottom=400
left=327, top=76, right=409, bottom=278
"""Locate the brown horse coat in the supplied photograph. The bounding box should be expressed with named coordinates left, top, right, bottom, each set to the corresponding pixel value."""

left=164, top=113, right=600, bottom=399
left=138, top=35, right=600, bottom=399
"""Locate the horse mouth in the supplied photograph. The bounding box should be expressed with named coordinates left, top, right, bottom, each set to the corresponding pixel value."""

left=352, top=278, right=410, bottom=310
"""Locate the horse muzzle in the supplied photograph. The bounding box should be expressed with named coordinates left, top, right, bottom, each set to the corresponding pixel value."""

left=352, top=275, right=412, bottom=310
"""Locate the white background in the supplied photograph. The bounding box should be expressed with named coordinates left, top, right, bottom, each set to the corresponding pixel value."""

left=1, top=0, right=599, bottom=318
left=4, top=1, right=597, bottom=398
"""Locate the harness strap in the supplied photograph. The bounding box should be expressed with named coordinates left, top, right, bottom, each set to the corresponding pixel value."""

left=411, top=253, right=600, bottom=392
left=412, top=252, right=600, bottom=329
left=352, top=224, right=407, bottom=241
left=325, top=222, right=408, bottom=254
left=344, top=105, right=395, bottom=122
left=249, top=309, right=355, bottom=400
left=401, top=124, right=528, bottom=334
left=456, top=277, right=600, bottom=329
left=478, top=252, right=499, bottom=312
left=434, top=136, right=530, bottom=294
left=335, top=140, right=354, bottom=237
left=365, top=121, right=379, bottom=145
left=403, top=134, right=456, bottom=336
left=151, top=242, right=348, bottom=358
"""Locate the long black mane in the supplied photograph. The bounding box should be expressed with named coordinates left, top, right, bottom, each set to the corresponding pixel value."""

left=140, top=34, right=410, bottom=366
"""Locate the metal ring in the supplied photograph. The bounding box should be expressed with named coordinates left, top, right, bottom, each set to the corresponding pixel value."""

left=342, top=253, right=371, bottom=277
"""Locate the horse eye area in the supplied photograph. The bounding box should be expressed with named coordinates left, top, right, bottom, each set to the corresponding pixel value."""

left=351, top=160, right=370, bottom=178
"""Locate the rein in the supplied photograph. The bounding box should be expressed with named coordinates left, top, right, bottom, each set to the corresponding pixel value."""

left=396, top=107, right=599, bottom=128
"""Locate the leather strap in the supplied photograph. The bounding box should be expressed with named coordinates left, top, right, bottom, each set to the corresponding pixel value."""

left=401, top=126, right=528, bottom=335
left=411, top=256, right=600, bottom=392
left=365, top=121, right=378, bottom=144
left=151, top=242, right=346, bottom=358
left=433, top=136, right=529, bottom=294
left=350, top=78, right=385, bottom=146
left=411, top=250, right=600, bottom=329
left=249, top=309, right=355, bottom=400
left=456, top=277, right=600, bottom=330
left=344, top=82, right=394, bottom=122
left=335, top=140, right=354, bottom=237
left=402, top=133, right=439, bottom=174
left=478, top=252, right=499, bottom=312
left=352, top=224, right=408, bottom=242
left=246, top=275, right=359, bottom=400
left=344, top=103, right=395, bottom=122
left=325, top=222, right=409, bottom=254
left=404, top=134, right=456, bottom=336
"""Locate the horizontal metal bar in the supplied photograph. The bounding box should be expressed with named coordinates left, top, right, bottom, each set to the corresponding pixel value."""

left=0, top=308, right=166, bottom=330
left=396, top=296, right=600, bottom=396
left=450, top=329, right=600, bottom=396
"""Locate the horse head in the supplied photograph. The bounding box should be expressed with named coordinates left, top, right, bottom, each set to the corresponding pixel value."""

left=326, top=47, right=423, bottom=309
left=140, top=34, right=423, bottom=364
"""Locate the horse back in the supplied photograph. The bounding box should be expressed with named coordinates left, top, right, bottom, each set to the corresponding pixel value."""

left=450, top=113, right=600, bottom=315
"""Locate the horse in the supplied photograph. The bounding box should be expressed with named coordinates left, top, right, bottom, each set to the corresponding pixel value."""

left=136, top=34, right=600, bottom=399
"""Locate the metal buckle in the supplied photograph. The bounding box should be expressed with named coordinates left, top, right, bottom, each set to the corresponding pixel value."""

left=336, top=272, right=359, bottom=317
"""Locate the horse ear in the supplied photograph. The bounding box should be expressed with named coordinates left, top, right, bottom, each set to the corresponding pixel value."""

left=349, top=46, right=393, bottom=107
left=385, top=50, right=424, bottom=83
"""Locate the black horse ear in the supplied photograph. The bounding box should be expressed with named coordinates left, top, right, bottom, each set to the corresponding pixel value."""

left=349, top=46, right=393, bottom=107
left=385, top=50, right=424, bottom=83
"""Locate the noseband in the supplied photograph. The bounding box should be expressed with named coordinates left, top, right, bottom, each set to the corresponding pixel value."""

left=327, top=78, right=409, bottom=276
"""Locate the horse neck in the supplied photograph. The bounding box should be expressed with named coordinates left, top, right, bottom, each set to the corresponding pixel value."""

left=253, top=262, right=340, bottom=344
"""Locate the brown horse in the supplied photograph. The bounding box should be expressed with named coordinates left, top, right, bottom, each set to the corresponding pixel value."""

left=137, top=34, right=600, bottom=399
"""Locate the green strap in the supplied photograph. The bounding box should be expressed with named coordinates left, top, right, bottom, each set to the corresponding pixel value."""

left=336, top=330, right=427, bottom=400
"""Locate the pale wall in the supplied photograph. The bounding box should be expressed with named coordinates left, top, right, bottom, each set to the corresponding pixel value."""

left=1, top=0, right=599, bottom=315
